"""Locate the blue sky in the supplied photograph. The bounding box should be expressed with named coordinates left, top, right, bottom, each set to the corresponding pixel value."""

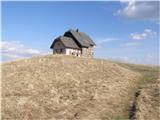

left=1, top=1, right=159, bottom=65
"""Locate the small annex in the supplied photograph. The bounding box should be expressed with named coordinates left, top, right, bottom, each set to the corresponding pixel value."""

left=50, top=29, right=96, bottom=57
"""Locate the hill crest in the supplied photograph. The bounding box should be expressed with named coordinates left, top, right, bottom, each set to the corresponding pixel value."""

left=2, top=55, right=142, bottom=120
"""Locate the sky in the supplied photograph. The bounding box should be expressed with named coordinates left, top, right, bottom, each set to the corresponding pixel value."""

left=1, top=1, right=160, bottom=65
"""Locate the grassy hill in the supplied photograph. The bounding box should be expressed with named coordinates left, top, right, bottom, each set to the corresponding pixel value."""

left=116, top=62, right=159, bottom=120
left=1, top=55, right=159, bottom=120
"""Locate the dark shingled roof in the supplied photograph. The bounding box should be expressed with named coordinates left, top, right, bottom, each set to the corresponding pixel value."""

left=64, top=29, right=96, bottom=47
left=50, top=29, right=96, bottom=49
left=60, top=37, right=80, bottom=49
left=50, top=36, right=80, bottom=49
left=80, top=32, right=96, bottom=46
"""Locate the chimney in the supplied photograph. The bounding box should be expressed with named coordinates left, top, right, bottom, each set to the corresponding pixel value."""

left=76, top=29, right=79, bottom=32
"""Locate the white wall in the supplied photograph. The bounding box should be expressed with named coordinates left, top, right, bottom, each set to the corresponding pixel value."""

left=53, top=41, right=81, bottom=56
left=66, top=48, right=81, bottom=57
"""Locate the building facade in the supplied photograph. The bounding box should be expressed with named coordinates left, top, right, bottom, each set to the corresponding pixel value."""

left=50, top=29, right=96, bottom=57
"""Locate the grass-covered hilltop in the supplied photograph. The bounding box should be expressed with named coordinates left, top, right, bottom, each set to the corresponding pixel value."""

left=1, top=55, right=159, bottom=120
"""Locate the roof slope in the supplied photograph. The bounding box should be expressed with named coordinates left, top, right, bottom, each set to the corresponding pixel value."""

left=50, top=36, right=79, bottom=49
left=50, top=29, right=96, bottom=49
left=60, top=37, right=80, bottom=49
left=64, top=29, right=96, bottom=47
left=80, top=32, right=96, bottom=46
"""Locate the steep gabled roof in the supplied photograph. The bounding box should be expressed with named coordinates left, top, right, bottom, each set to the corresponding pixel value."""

left=50, top=36, right=80, bottom=49
left=50, top=29, right=96, bottom=49
left=60, top=37, right=80, bottom=49
left=64, top=29, right=96, bottom=47
left=80, top=32, right=96, bottom=46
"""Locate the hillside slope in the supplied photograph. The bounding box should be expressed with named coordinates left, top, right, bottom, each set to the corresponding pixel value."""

left=116, top=63, right=160, bottom=120
left=135, top=79, right=160, bottom=120
left=1, top=55, right=158, bottom=120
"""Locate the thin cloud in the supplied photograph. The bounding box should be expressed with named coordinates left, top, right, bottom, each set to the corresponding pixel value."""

left=0, top=41, right=49, bottom=62
left=116, top=1, right=160, bottom=22
left=130, top=29, right=157, bottom=40
left=124, top=42, right=140, bottom=47
left=96, top=38, right=118, bottom=44
left=95, top=38, right=118, bottom=49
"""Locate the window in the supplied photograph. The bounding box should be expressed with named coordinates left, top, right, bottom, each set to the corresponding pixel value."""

left=60, top=48, right=63, bottom=53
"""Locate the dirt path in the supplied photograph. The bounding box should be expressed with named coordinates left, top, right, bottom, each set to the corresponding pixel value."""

left=118, top=63, right=160, bottom=120
left=131, top=79, right=160, bottom=120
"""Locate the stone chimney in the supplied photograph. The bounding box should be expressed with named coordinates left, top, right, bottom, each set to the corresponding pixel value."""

left=76, top=29, right=79, bottom=32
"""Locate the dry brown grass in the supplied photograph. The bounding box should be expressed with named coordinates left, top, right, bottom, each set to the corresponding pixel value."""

left=117, top=62, right=160, bottom=120
left=1, top=54, right=150, bottom=120
left=134, top=78, right=160, bottom=120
